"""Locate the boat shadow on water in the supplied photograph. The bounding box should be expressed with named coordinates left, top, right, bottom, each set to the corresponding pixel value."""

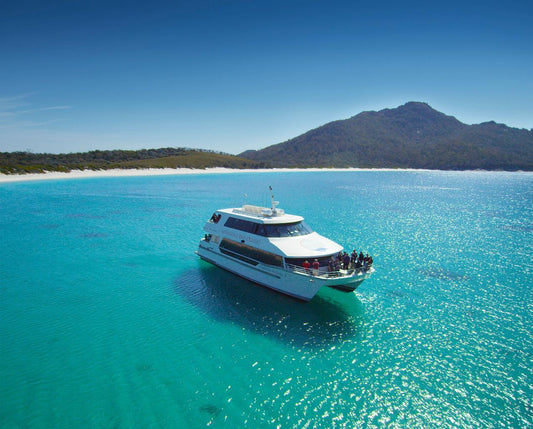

left=173, top=263, right=366, bottom=349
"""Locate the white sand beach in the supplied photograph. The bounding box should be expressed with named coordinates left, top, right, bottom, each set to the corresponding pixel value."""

left=0, top=167, right=393, bottom=183
left=0, top=168, right=236, bottom=183
left=2, top=167, right=517, bottom=183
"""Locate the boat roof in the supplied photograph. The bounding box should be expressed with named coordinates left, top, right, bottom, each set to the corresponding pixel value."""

left=272, top=232, right=343, bottom=257
left=218, top=205, right=304, bottom=224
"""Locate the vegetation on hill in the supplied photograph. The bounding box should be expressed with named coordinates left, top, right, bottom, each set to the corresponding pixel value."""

left=3, top=103, right=532, bottom=173
left=0, top=148, right=267, bottom=174
left=239, top=102, right=533, bottom=170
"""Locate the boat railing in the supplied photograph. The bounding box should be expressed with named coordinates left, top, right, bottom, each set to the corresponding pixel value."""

left=284, top=262, right=371, bottom=279
left=200, top=240, right=373, bottom=279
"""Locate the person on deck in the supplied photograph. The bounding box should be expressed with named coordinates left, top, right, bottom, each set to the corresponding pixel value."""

left=302, top=260, right=311, bottom=273
left=342, top=252, right=350, bottom=270
left=328, top=257, right=335, bottom=273
left=355, top=258, right=363, bottom=273
left=312, top=259, right=320, bottom=276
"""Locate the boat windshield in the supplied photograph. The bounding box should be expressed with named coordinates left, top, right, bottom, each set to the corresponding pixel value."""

left=224, top=217, right=313, bottom=237
left=258, top=222, right=313, bottom=237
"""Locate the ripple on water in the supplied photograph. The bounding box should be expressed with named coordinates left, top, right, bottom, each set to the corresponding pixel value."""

left=1, top=171, right=532, bottom=428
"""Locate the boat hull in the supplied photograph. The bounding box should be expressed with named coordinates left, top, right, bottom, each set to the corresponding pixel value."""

left=197, top=242, right=371, bottom=301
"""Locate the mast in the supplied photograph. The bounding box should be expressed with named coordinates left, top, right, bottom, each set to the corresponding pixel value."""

left=269, top=186, right=279, bottom=215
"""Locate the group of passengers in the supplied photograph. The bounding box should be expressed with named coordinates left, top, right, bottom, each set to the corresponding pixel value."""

left=329, top=250, right=373, bottom=273
left=302, top=250, right=373, bottom=276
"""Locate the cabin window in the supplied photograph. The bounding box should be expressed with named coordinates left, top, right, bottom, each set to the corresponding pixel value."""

left=224, top=217, right=312, bottom=238
left=261, top=222, right=313, bottom=237
left=224, top=217, right=258, bottom=233
left=220, top=239, right=283, bottom=267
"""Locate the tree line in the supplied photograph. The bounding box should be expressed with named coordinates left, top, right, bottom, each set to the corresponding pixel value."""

left=0, top=148, right=267, bottom=174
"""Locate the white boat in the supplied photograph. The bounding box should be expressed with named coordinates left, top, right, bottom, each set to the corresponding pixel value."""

left=196, top=188, right=374, bottom=301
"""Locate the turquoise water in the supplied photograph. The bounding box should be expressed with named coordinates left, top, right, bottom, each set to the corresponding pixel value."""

left=0, top=171, right=532, bottom=428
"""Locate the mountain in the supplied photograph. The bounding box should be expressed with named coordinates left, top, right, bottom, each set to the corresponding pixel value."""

left=239, top=102, right=533, bottom=170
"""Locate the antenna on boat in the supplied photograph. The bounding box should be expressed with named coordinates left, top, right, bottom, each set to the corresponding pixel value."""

left=269, top=186, right=279, bottom=214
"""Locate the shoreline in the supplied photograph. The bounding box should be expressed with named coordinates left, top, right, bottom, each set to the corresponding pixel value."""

left=0, top=167, right=530, bottom=183
left=0, top=167, right=413, bottom=183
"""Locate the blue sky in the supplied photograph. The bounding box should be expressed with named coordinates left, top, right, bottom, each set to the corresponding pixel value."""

left=1, top=0, right=532, bottom=154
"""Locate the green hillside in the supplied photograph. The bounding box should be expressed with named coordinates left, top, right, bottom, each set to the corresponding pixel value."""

left=0, top=148, right=266, bottom=174
left=239, top=102, right=533, bottom=170
left=3, top=103, right=532, bottom=173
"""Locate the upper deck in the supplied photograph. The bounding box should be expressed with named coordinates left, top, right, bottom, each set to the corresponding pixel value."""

left=218, top=205, right=304, bottom=225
